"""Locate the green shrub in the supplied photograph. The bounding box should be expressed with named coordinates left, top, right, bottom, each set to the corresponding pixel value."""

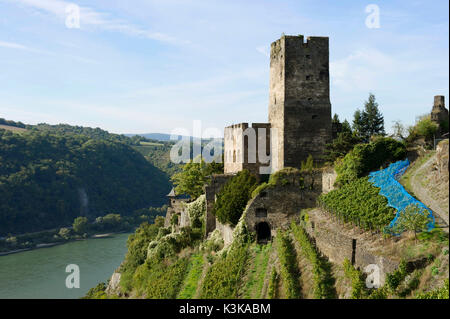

left=385, top=260, right=408, bottom=292
left=186, top=194, right=206, bottom=229
left=83, top=282, right=108, bottom=299
left=213, top=170, right=257, bottom=226
left=416, top=279, right=449, bottom=299
left=407, top=116, right=439, bottom=144
left=335, top=137, right=406, bottom=185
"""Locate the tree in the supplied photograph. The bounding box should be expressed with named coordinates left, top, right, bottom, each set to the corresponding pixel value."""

left=213, top=170, right=258, bottom=226
left=154, top=216, right=165, bottom=228
left=73, top=216, right=89, bottom=234
left=324, top=131, right=361, bottom=163
left=58, top=227, right=71, bottom=240
left=171, top=159, right=223, bottom=200
left=353, top=93, right=385, bottom=142
left=392, top=204, right=434, bottom=240
left=392, top=120, right=406, bottom=140
left=407, top=115, right=439, bottom=145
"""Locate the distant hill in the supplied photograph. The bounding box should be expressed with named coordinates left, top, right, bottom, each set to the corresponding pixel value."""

left=0, top=124, right=27, bottom=133
left=0, top=119, right=172, bottom=236
left=126, top=133, right=223, bottom=143
left=126, top=133, right=199, bottom=142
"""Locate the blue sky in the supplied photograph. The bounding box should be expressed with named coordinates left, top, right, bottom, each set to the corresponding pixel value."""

left=0, top=0, right=448, bottom=136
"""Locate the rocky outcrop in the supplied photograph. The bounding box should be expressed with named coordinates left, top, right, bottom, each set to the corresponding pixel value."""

left=105, top=272, right=121, bottom=296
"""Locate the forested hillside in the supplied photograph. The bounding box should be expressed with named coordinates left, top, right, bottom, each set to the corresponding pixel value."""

left=0, top=128, right=171, bottom=236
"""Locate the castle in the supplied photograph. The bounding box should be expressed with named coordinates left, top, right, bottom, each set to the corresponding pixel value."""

left=166, top=35, right=335, bottom=236
left=224, top=35, right=332, bottom=175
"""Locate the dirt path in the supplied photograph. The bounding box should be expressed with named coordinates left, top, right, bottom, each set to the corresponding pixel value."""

left=410, top=155, right=449, bottom=230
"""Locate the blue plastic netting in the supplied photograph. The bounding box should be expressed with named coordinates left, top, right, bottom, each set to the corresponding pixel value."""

left=368, top=159, right=435, bottom=233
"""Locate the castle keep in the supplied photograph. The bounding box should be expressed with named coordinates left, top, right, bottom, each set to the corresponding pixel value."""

left=224, top=35, right=332, bottom=174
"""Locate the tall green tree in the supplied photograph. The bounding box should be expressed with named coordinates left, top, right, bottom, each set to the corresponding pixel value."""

left=353, top=93, right=385, bottom=142
left=171, top=159, right=223, bottom=200
left=392, top=204, right=433, bottom=240
left=73, top=216, right=89, bottom=234
left=213, top=170, right=257, bottom=226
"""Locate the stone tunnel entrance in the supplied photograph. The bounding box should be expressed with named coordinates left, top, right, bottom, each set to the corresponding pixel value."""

left=256, top=222, right=271, bottom=244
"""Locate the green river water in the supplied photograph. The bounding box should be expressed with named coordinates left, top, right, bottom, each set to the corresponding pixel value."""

left=0, top=232, right=131, bottom=299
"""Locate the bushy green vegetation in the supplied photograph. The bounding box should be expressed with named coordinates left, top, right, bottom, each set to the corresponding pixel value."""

left=0, top=129, right=170, bottom=235
left=251, top=167, right=314, bottom=198
left=276, top=231, right=301, bottom=299
left=406, top=115, right=439, bottom=146
left=334, top=137, right=406, bottom=185
left=291, top=222, right=335, bottom=299
left=171, top=159, right=223, bottom=199
left=186, top=195, right=206, bottom=231
left=83, top=282, right=108, bottom=299
left=318, top=177, right=396, bottom=231
left=213, top=170, right=258, bottom=226
left=385, top=260, right=408, bottom=292
left=416, top=279, right=449, bottom=299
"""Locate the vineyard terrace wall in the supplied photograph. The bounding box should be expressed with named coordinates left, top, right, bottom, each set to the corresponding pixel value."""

left=304, top=209, right=400, bottom=285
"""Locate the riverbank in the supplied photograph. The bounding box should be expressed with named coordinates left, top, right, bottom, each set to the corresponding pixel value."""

left=0, top=230, right=131, bottom=257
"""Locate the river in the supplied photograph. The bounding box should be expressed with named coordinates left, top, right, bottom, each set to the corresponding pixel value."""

left=0, top=232, right=131, bottom=299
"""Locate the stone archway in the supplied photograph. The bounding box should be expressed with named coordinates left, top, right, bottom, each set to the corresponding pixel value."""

left=256, top=222, right=271, bottom=244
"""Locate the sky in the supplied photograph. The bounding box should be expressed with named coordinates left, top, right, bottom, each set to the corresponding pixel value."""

left=0, top=0, right=448, bottom=136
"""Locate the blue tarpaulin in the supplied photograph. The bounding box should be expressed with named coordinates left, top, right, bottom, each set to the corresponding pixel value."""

left=368, top=159, right=435, bottom=233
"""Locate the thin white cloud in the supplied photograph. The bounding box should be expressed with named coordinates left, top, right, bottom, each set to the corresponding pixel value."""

left=0, top=40, right=51, bottom=54
left=8, top=0, right=186, bottom=45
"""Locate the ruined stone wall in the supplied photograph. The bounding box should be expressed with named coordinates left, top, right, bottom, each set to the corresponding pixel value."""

left=224, top=123, right=271, bottom=175
left=245, top=170, right=322, bottom=237
left=164, top=198, right=189, bottom=228
left=224, top=123, right=247, bottom=174
left=321, top=167, right=337, bottom=194
left=215, top=219, right=234, bottom=247
left=204, top=174, right=234, bottom=236
left=269, top=35, right=332, bottom=169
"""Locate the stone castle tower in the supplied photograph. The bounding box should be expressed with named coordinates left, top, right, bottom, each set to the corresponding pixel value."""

left=269, top=35, right=332, bottom=171
left=431, top=95, right=449, bottom=137
left=224, top=35, right=332, bottom=175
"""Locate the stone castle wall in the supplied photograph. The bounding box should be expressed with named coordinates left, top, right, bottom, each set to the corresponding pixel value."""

left=224, top=123, right=271, bottom=175
left=304, top=210, right=400, bottom=285
left=245, top=170, right=322, bottom=236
